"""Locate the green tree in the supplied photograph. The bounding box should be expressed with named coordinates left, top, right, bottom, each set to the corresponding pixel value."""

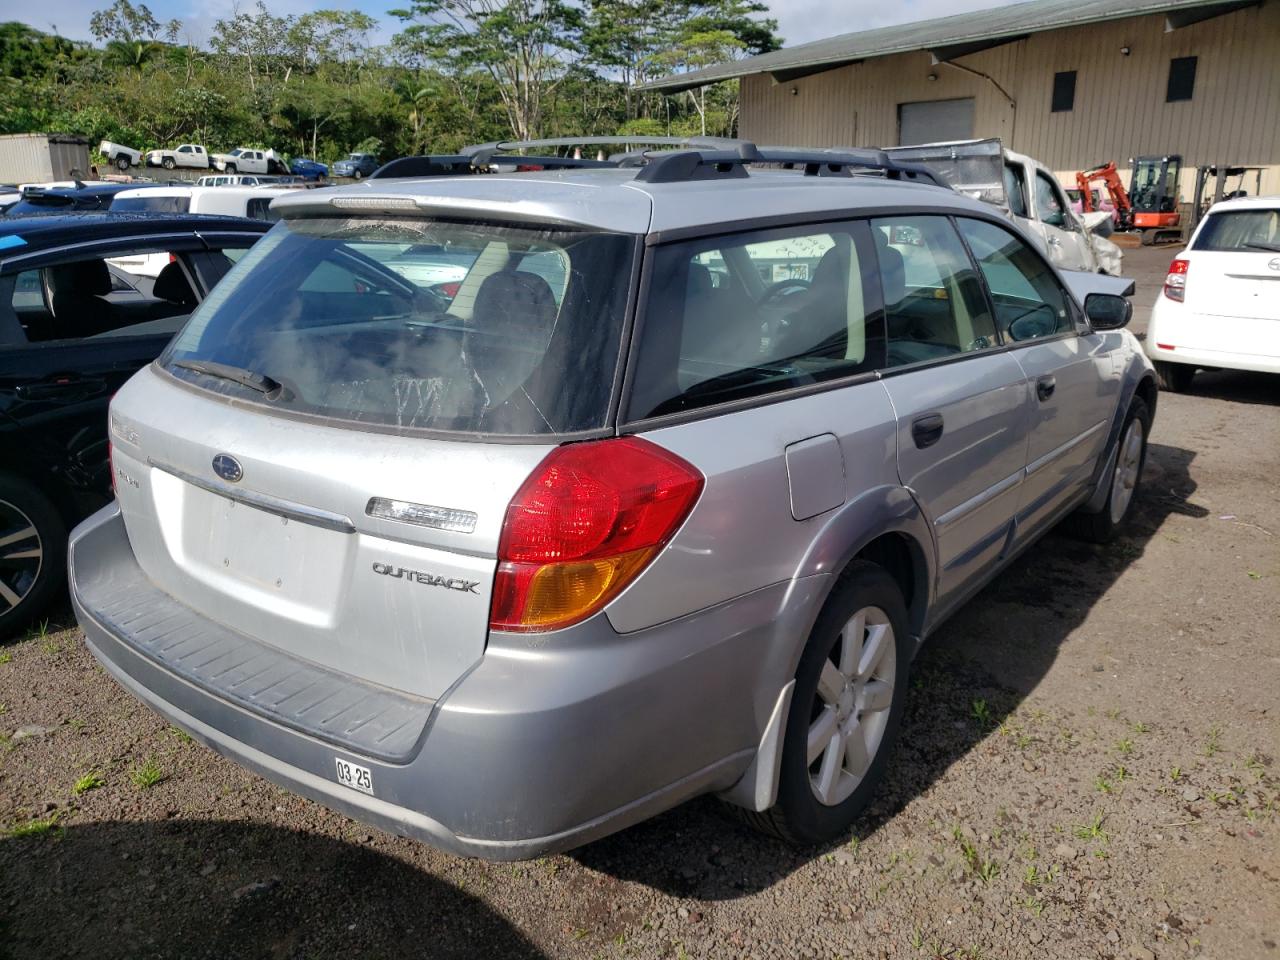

left=391, top=0, right=584, bottom=141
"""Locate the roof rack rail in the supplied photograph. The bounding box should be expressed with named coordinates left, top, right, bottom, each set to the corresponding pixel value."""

left=461, top=136, right=744, bottom=166
left=634, top=144, right=946, bottom=187
left=369, top=155, right=475, bottom=180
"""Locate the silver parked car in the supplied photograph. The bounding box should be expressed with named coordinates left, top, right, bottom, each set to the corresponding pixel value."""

left=69, top=142, right=1157, bottom=859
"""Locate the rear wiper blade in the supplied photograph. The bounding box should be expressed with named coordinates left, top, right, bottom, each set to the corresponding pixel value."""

left=173, top=359, right=285, bottom=397
left=1244, top=241, right=1280, bottom=253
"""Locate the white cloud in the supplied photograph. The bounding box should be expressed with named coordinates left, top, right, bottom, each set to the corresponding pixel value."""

left=767, top=0, right=1016, bottom=46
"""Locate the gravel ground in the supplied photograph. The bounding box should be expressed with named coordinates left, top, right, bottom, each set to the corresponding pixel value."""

left=1, top=247, right=1277, bottom=960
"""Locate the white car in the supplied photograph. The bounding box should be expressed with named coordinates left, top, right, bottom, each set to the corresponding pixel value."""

left=110, top=184, right=297, bottom=221
left=887, top=139, right=1123, bottom=276
left=210, top=147, right=283, bottom=175
left=146, top=144, right=209, bottom=170
left=1146, top=195, right=1280, bottom=391
left=99, top=140, right=143, bottom=171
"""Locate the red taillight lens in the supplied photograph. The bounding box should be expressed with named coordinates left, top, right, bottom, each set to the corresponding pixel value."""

left=434, top=281, right=461, bottom=299
left=490, top=437, right=704, bottom=633
left=1163, top=258, right=1189, bottom=302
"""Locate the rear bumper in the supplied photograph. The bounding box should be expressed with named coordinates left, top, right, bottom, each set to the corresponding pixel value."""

left=1147, top=301, right=1280, bottom=373
left=1144, top=338, right=1280, bottom=374
left=71, top=503, right=811, bottom=859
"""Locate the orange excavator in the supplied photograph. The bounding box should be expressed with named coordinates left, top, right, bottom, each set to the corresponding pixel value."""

left=1076, top=156, right=1184, bottom=244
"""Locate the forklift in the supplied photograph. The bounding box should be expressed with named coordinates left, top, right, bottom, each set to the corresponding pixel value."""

left=1077, top=155, right=1184, bottom=244
left=1189, top=163, right=1265, bottom=233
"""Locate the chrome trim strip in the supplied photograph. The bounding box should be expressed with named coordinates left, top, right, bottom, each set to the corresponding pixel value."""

left=935, top=468, right=1023, bottom=530
left=147, top=459, right=356, bottom=534
left=1024, top=419, right=1107, bottom=478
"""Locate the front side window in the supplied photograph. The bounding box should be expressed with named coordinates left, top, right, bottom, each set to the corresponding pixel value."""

left=957, top=218, right=1074, bottom=342
left=871, top=216, right=997, bottom=368
left=1033, top=171, right=1070, bottom=228
left=162, top=216, right=635, bottom=436
left=627, top=222, right=885, bottom=419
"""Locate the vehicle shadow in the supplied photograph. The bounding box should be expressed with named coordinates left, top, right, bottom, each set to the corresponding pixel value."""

left=572, top=442, right=1208, bottom=899
left=0, top=820, right=548, bottom=960
left=1178, top=369, right=1278, bottom=406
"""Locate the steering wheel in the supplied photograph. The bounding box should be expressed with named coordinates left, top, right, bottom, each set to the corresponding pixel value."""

left=758, top=278, right=811, bottom=307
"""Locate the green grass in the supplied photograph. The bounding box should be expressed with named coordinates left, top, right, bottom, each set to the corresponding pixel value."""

left=1114, top=738, right=1134, bottom=757
left=970, top=698, right=992, bottom=728
left=167, top=726, right=193, bottom=745
left=0, top=651, right=12, bottom=664
left=1074, top=813, right=1107, bottom=842
left=1204, top=726, right=1223, bottom=757
left=8, top=813, right=62, bottom=839
left=130, top=757, right=167, bottom=789
left=72, top=771, right=105, bottom=795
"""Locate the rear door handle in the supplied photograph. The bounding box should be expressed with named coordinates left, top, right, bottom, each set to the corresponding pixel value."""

left=911, top=413, right=944, bottom=449
left=1036, top=376, right=1056, bottom=402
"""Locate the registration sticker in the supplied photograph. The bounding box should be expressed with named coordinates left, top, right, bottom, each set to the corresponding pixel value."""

left=335, top=757, right=374, bottom=795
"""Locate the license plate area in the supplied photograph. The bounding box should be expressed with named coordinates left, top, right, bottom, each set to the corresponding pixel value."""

left=335, top=757, right=374, bottom=795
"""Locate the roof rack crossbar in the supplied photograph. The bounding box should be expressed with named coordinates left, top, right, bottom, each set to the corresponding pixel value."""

left=634, top=143, right=946, bottom=187
left=461, top=136, right=747, bottom=165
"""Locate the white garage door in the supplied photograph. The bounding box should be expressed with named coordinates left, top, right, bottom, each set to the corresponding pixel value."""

left=898, top=98, right=976, bottom=145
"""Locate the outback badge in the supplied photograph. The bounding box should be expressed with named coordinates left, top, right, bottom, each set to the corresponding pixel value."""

left=212, top=453, right=243, bottom=483
left=372, top=562, right=480, bottom=594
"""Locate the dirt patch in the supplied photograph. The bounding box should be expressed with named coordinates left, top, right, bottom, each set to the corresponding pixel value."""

left=1, top=248, right=1276, bottom=960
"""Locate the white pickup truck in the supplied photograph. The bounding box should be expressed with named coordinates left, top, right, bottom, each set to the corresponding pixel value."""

left=145, top=144, right=209, bottom=170
left=99, top=140, right=143, bottom=171
left=887, top=139, right=1123, bottom=276
left=210, top=147, right=285, bottom=175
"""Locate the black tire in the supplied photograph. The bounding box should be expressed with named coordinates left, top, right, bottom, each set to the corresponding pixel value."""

left=115, top=155, right=131, bottom=171
left=354, top=169, right=364, bottom=180
left=0, top=474, right=67, bottom=641
left=1155, top=361, right=1195, bottom=393
left=225, top=163, right=237, bottom=174
left=162, top=157, right=176, bottom=170
left=742, top=561, right=911, bottom=845
left=1066, top=396, right=1151, bottom=544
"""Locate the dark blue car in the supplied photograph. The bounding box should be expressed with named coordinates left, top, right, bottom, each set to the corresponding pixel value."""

left=289, top=157, right=328, bottom=181
left=3, top=182, right=162, bottom=216
left=332, top=153, right=379, bottom=179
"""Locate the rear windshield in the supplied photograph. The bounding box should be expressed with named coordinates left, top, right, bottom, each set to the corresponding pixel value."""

left=1192, top=209, right=1280, bottom=252
left=112, top=195, right=192, bottom=214
left=160, top=215, right=635, bottom=436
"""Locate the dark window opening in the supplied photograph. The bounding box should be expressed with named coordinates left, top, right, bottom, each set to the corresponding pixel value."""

left=1167, top=56, right=1197, bottom=102
left=1051, top=71, right=1076, bottom=112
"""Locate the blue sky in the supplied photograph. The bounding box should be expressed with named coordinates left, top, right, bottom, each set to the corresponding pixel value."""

left=11, top=0, right=1011, bottom=49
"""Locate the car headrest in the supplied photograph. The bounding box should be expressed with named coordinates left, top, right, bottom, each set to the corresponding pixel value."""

left=471, top=270, right=557, bottom=341
left=47, top=259, right=112, bottom=298
left=686, top=262, right=713, bottom=298
left=153, top=261, right=197, bottom=306
left=873, top=231, right=906, bottom=306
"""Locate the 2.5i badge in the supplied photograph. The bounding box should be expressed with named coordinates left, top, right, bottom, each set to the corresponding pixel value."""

left=335, top=757, right=374, bottom=795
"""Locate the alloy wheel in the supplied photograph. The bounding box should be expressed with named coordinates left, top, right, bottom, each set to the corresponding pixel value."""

left=807, top=605, right=896, bottom=806
left=0, top=499, right=42, bottom=615
left=1109, top=418, right=1145, bottom=524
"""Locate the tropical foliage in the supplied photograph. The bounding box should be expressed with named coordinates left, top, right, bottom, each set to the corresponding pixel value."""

left=0, top=0, right=779, bottom=164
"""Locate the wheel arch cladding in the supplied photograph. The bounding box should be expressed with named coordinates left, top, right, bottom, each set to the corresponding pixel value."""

left=792, top=485, right=935, bottom=650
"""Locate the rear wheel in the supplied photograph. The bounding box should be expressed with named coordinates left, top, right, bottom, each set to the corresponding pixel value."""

left=743, top=562, right=910, bottom=844
left=1067, top=396, right=1150, bottom=544
left=0, top=474, right=66, bottom=640
left=1156, top=361, right=1195, bottom=393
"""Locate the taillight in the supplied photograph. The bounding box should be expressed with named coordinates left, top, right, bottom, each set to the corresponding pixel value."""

left=434, top=281, right=461, bottom=299
left=490, top=437, right=704, bottom=633
left=1163, top=258, right=1189, bottom=302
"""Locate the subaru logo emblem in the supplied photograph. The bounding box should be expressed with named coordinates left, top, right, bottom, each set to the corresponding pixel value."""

left=212, top=454, right=243, bottom=483
left=1269, top=257, right=1280, bottom=272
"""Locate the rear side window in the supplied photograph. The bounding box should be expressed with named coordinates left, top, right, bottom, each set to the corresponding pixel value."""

left=871, top=216, right=997, bottom=367
left=1191, top=210, right=1280, bottom=252
left=112, top=195, right=191, bottom=214
left=627, top=221, right=885, bottom=419
left=162, top=217, right=635, bottom=436
left=957, top=218, right=1074, bottom=341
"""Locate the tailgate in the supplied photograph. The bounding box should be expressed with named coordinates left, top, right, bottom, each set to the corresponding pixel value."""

left=109, top=365, right=551, bottom=701
left=1183, top=251, right=1280, bottom=323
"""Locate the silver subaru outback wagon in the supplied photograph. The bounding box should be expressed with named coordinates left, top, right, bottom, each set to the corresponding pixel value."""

left=69, top=143, right=1156, bottom=859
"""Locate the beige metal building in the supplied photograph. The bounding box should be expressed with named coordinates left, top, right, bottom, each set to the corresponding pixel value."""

left=641, top=0, right=1280, bottom=199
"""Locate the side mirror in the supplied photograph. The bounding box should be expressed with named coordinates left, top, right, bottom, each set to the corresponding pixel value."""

left=1085, top=293, right=1131, bottom=330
